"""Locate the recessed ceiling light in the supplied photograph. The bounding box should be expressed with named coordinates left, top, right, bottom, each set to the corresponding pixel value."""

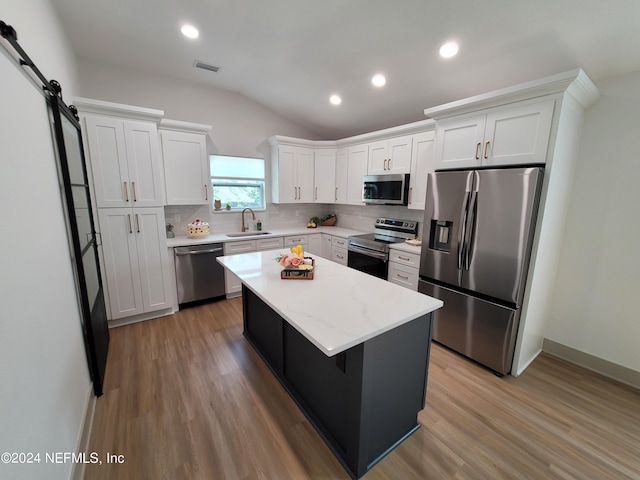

left=181, top=24, right=199, bottom=39
left=371, top=74, right=386, bottom=87
left=329, top=94, right=342, bottom=106
left=439, top=42, right=459, bottom=58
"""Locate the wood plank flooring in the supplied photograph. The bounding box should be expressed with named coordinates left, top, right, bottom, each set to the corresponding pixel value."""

left=85, top=298, right=640, bottom=479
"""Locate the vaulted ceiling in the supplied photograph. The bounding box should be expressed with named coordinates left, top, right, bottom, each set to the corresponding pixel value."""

left=50, top=0, right=640, bottom=139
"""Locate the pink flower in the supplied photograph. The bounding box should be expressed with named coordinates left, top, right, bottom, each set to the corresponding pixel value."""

left=279, top=254, right=290, bottom=266
left=289, top=256, right=303, bottom=267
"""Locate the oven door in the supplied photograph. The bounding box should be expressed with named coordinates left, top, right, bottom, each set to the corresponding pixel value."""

left=347, top=244, right=388, bottom=279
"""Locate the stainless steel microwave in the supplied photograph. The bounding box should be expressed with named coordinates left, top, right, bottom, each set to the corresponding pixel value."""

left=362, top=174, right=410, bottom=205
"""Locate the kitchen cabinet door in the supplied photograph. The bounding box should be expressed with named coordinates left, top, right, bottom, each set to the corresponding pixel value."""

left=433, top=114, right=486, bottom=170
left=314, top=148, right=336, bottom=203
left=408, top=131, right=435, bottom=210
left=346, top=144, right=368, bottom=205
left=321, top=234, right=333, bottom=259
left=308, top=233, right=322, bottom=255
left=272, top=145, right=314, bottom=203
left=85, top=116, right=163, bottom=208
left=334, top=148, right=348, bottom=203
left=224, top=240, right=258, bottom=297
left=367, top=135, right=413, bottom=174
left=482, top=100, right=554, bottom=167
left=161, top=130, right=209, bottom=205
left=98, top=208, right=144, bottom=318
left=98, top=207, right=171, bottom=319
left=297, top=147, right=315, bottom=203
left=133, top=208, right=173, bottom=313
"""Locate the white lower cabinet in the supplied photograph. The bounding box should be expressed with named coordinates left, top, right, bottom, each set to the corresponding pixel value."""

left=224, top=240, right=257, bottom=298
left=284, top=234, right=309, bottom=248
left=224, top=237, right=285, bottom=297
left=98, top=207, right=172, bottom=319
left=321, top=233, right=333, bottom=258
left=387, top=249, right=421, bottom=291
left=308, top=233, right=322, bottom=255
left=331, top=236, right=348, bottom=266
left=256, top=237, right=284, bottom=251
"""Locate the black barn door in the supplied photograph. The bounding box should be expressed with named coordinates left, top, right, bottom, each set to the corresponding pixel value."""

left=49, top=93, right=110, bottom=396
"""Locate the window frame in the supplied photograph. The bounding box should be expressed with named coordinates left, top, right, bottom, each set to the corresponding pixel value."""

left=210, top=155, right=266, bottom=212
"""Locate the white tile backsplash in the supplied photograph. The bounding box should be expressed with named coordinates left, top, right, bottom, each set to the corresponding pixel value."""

left=164, top=203, right=425, bottom=237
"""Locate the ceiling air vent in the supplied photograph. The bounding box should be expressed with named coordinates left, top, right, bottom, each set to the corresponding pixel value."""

left=193, top=60, right=220, bottom=73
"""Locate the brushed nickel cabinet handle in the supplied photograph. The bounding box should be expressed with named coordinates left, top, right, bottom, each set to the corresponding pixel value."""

left=315, top=186, right=318, bottom=200
left=124, top=181, right=129, bottom=202
left=484, top=141, right=490, bottom=159
left=408, top=186, right=413, bottom=204
left=204, top=184, right=208, bottom=201
left=135, top=214, right=140, bottom=233
left=397, top=273, right=409, bottom=280
left=475, top=143, right=481, bottom=160
left=127, top=214, right=132, bottom=233
left=335, top=187, right=338, bottom=201
left=132, top=181, right=137, bottom=202
left=388, top=158, right=391, bottom=170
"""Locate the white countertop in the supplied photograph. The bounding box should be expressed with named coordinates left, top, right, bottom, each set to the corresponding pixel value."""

left=217, top=250, right=442, bottom=357
left=388, top=241, right=423, bottom=255
left=166, top=226, right=362, bottom=247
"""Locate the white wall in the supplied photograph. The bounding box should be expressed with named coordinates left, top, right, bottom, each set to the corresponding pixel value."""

left=0, top=1, right=91, bottom=480
left=76, top=58, right=323, bottom=157
left=545, top=71, right=640, bottom=373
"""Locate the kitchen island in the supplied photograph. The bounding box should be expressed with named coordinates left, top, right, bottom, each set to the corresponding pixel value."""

left=217, top=250, right=443, bottom=479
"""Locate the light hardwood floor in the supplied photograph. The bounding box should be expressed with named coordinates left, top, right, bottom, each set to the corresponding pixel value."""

left=85, top=298, right=640, bottom=479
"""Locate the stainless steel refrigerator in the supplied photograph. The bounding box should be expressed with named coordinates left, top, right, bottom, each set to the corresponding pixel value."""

left=418, top=167, right=543, bottom=375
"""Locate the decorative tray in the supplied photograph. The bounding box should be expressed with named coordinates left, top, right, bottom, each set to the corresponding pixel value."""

left=281, top=259, right=315, bottom=280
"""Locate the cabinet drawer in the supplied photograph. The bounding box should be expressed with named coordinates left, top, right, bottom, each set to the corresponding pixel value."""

left=224, top=240, right=257, bottom=254
left=256, top=237, right=284, bottom=251
left=284, top=235, right=309, bottom=247
left=387, top=263, right=419, bottom=290
left=331, top=236, right=348, bottom=248
left=332, top=246, right=348, bottom=265
left=389, top=249, right=420, bottom=268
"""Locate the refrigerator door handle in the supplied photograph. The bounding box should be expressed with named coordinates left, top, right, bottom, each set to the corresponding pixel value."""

left=457, top=191, right=470, bottom=270
left=464, top=191, right=478, bottom=270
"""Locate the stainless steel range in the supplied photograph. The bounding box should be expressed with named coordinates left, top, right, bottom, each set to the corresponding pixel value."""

left=348, top=217, right=418, bottom=279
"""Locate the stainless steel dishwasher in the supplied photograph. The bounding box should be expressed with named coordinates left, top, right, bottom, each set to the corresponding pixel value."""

left=174, top=243, right=226, bottom=304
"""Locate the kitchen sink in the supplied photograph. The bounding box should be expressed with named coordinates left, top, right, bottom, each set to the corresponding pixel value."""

left=225, top=231, right=272, bottom=237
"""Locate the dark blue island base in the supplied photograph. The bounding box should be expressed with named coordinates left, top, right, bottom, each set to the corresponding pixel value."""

left=241, top=285, right=433, bottom=479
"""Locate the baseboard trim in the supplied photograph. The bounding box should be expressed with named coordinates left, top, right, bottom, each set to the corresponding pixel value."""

left=542, top=338, right=640, bottom=390
left=69, top=386, right=96, bottom=480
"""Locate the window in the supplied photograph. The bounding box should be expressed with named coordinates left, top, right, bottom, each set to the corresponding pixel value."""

left=210, top=155, right=266, bottom=211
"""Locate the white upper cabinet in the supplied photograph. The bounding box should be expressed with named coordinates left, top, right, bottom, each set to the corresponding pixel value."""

left=271, top=142, right=315, bottom=203
left=433, top=100, right=555, bottom=170
left=314, top=148, right=337, bottom=203
left=346, top=144, right=368, bottom=205
left=84, top=116, right=164, bottom=208
left=367, top=134, right=413, bottom=174
left=159, top=120, right=212, bottom=206
left=408, top=131, right=435, bottom=210
left=334, top=148, right=348, bottom=203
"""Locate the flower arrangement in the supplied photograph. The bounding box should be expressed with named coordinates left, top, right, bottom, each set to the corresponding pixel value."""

left=276, top=244, right=312, bottom=269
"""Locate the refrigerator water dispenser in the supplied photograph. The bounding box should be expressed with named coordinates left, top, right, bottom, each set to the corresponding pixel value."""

left=429, top=220, right=453, bottom=252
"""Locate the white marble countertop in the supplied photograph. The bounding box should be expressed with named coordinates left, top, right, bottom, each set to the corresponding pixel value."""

left=217, top=250, right=442, bottom=357
left=167, top=226, right=363, bottom=248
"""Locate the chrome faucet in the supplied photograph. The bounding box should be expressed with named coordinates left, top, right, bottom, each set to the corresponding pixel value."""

left=241, top=208, right=256, bottom=232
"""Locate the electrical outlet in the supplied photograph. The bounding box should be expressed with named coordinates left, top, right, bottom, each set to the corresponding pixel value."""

left=175, top=214, right=180, bottom=222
